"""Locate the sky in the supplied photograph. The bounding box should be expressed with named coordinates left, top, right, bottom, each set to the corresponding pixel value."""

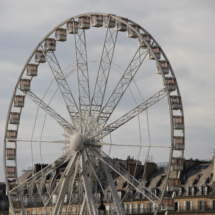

left=0, top=0, right=215, bottom=182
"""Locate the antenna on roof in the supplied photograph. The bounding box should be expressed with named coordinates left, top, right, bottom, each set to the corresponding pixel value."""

left=210, top=148, right=215, bottom=157
left=145, top=154, right=154, bottom=162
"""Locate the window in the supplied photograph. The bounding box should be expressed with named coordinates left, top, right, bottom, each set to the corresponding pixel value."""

left=188, top=187, right=195, bottom=196
left=174, top=202, right=179, bottom=211
left=41, top=209, right=46, bottom=215
left=106, top=205, right=110, bottom=214
left=178, top=187, right=183, bottom=196
left=71, top=206, right=77, bottom=215
left=96, top=193, right=101, bottom=201
left=122, top=181, right=127, bottom=188
left=185, top=201, right=192, bottom=211
left=147, top=203, right=154, bottom=212
left=145, top=177, right=153, bottom=187
left=139, top=192, right=143, bottom=199
left=136, top=203, right=143, bottom=213
left=43, top=195, right=48, bottom=203
left=117, top=191, right=121, bottom=199
left=64, top=193, right=68, bottom=203
left=136, top=192, right=143, bottom=199
left=201, top=186, right=208, bottom=195
left=31, top=209, right=37, bottom=215
left=105, top=192, right=111, bottom=201
left=62, top=208, right=66, bottom=215
left=124, top=204, right=132, bottom=214
left=42, top=185, right=47, bottom=194
left=23, top=196, right=28, bottom=207
left=128, top=190, right=133, bottom=199
left=156, top=176, right=165, bottom=186
left=198, top=201, right=206, bottom=211
left=115, top=180, right=119, bottom=186
left=212, top=200, right=215, bottom=210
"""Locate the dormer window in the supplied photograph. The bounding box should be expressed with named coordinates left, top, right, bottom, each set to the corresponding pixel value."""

left=188, top=187, right=195, bottom=196
left=115, top=180, right=119, bottom=186
left=205, top=177, right=210, bottom=184
left=145, top=177, right=153, bottom=187
left=136, top=192, right=144, bottom=199
left=156, top=175, right=165, bottom=187
left=123, top=181, right=127, bottom=188
left=117, top=191, right=122, bottom=199
left=201, top=185, right=208, bottom=195
left=152, top=188, right=159, bottom=197
left=178, top=187, right=183, bottom=196
left=128, top=190, right=133, bottom=198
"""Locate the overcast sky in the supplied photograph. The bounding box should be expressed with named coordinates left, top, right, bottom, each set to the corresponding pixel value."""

left=0, top=1, right=215, bottom=182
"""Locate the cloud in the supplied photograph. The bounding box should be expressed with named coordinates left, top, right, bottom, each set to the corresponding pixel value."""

left=1, top=1, right=215, bottom=182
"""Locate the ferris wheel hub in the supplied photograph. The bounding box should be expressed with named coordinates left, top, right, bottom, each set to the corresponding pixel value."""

left=70, top=132, right=83, bottom=152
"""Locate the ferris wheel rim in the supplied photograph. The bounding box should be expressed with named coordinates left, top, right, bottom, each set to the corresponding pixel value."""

left=4, top=12, right=185, bottom=215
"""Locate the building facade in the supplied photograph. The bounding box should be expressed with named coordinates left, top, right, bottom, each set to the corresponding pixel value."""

left=7, top=157, right=215, bottom=215
left=0, top=182, right=9, bottom=215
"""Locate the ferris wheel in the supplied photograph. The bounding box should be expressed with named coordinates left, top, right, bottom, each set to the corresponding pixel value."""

left=4, top=12, right=185, bottom=215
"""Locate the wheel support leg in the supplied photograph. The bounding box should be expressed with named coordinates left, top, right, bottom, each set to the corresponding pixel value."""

left=52, top=153, right=78, bottom=215
left=80, top=149, right=98, bottom=215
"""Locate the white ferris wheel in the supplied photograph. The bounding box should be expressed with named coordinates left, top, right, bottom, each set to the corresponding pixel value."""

left=4, top=12, right=185, bottom=215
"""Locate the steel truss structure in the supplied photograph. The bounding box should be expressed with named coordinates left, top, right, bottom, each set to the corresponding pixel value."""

left=4, top=13, right=185, bottom=215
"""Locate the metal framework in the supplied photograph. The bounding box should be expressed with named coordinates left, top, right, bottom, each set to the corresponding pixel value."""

left=74, top=28, right=90, bottom=112
left=92, top=47, right=148, bottom=130
left=92, top=88, right=167, bottom=140
left=91, top=24, right=118, bottom=115
left=4, top=12, right=185, bottom=215
left=43, top=49, right=79, bottom=130
left=24, top=90, right=75, bottom=134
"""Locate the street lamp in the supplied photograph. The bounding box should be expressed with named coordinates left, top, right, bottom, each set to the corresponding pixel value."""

left=98, top=200, right=106, bottom=215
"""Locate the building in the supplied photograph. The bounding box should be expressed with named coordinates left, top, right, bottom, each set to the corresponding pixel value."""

left=7, top=157, right=215, bottom=214
left=0, top=182, right=9, bottom=215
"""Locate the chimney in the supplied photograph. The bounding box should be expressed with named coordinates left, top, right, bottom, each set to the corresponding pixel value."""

left=184, top=159, right=196, bottom=171
left=143, top=162, right=157, bottom=181
left=213, top=157, right=215, bottom=182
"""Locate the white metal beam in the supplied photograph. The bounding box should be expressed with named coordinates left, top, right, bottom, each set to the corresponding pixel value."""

left=52, top=153, right=78, bottom=215
left=80, top=149, right=99, bottom=215
left=100, top=158, right=125, bottom=215
left=44, top=50, right=79, bottom=131
left=91, top=25, right=118, bottom=115
left=91, top=88, right=167, bottom=140
left=23, top=90, right=75, bottom=135
left=91, top=148, right=160, bottom=206
left=92, top=48, right=148, bottom=129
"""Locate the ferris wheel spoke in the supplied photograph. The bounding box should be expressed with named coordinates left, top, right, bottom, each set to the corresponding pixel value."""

left=52, top=153, right=78, bottom=215
left=91, top=147, right=160, bottom=205
left=42, top=49, right=79, bottom=130
left=91, top=88, right=167, bottom=140
left=85, top=149, right=124, bottom=215
left=99, top=159, right=126, bottom=214
left=96, top=142, right=171, bottom=148
left=66, top=160, right=81, bottom=214
left=92, top=47, right=148, bottom=131
left=62, top=61, right=77, bottom=78
left=74, top=27, right=91, bottom=120
left=91, top=25, right=118, bottom=116
left=80, top=149, right=98, bottom=215
left=79, top=198, right=87, bottom=215
left=23, top=90, right=75, bottom=134
left=9, top=149, right=72, bottom=196
left=5, top=139, right=70, bottom=144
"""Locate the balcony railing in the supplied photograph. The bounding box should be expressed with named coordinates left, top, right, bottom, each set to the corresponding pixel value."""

left=22, top=199, right=81, bottom=208
left=23, top=201, right=44, bottom=207
left=176, top=205, right=215, bottom=212
left=122, top=209, right=164, bottom=215
left=0, top=205, right=9, bottom=210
